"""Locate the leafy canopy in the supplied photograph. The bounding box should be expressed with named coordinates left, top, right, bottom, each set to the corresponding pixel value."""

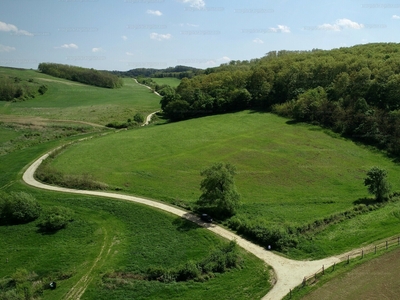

left=364, top=166, right=391, bottom=202
left=198, top=162, right=241, bottom=217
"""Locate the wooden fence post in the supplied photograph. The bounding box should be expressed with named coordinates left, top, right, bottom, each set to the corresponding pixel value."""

left=322, top=265, right=325, bottom=275
left=333, top=262, right=336, bottom=271
left=303, top=277, right=306, bottom=287
left=362, top=249, right=364, bottom=258
left=290, top=289, right=292, bottom=299
left=347, top=255, right=350, bottom=264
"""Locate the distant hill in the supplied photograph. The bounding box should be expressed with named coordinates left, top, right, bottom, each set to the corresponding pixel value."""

left=110, top=65, right=204, bottom=79
left=39, top=63, right=123, bottom=89
left=158, top=42, right=400, bottom=157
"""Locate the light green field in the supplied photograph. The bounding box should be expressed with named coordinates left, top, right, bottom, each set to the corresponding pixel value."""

left=48, top=111, right=400, bottom=257
left=0, top=67, right=161, bottom=125
left=0, top=68, right=270, bottom=300
left=0, top=128, right=270, bottom=300
left=151, top=77, right=181, bottom=87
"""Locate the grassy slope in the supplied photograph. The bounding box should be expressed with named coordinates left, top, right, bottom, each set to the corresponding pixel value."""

left=0, top=70, right=269, bottom=299
left=0, top=67, right=160, bottom=125
left=48, top=111, right=400, bottom=257
left=151, top=77, right=181, bottom=88
left=50, top=111, right=400, bottom=218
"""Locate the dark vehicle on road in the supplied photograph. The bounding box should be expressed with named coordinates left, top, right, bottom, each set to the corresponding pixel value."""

left=200, top=213, right=213, bottom=223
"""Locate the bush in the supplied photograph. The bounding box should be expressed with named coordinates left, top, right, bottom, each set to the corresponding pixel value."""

left=39, top=206, right=74, bottom=231
left=176, top=261, right=200, bottom=281
left=1, top=192, right=41, bottom=225
left=38, top=84, right=48, bottom=95
left=133, top=113, right=144, bottom=124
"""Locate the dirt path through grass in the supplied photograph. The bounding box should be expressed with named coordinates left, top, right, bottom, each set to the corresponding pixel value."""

left=133, top=78, right=161, bottom=96
left=63, top=227, right=109, bottom=300
left=22, top=147, right=347, bottom=300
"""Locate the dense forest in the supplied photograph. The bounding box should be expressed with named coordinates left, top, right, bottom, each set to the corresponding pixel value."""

left=38, top=63, right=123, bottom=88
left=161, top=43, right=400, bottom=157
left=0, top=75, right=48, bottom=101
left=110, top=65, right=202, bottom=79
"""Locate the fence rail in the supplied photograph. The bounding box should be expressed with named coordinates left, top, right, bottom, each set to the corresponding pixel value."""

left=287, top=236, right=400, bottom=299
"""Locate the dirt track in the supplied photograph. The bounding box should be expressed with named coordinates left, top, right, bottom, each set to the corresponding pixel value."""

left=22, top=148, right=343, bottom=300
left=18, top=80, right=347, bottom=299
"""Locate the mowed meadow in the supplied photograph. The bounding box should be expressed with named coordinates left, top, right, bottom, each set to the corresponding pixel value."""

left=0, top=67, right=160, bottom=125
left=47, top=110, right=400, bottom=257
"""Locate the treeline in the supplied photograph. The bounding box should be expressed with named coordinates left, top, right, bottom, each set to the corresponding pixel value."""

left=161, top=43, right=400, bottom=157
left=0, top=76, right=47, bottom=101
left=110, top=65, right=202, bottom=79
left=38, top=63, right=123, bottom=88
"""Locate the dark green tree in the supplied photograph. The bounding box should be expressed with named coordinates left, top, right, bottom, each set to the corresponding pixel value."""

left=364, top=167, right=391, bottom=202
left=198, top=163, right=241, bottom=217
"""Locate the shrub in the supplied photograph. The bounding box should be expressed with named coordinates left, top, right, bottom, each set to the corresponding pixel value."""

left=38, top=84, right=48, bottom=95
left=39, top=206, right=74, bottom=231
left=1, top=192, right=41, bottom=225
left=133, top=112, right=144, bottom=124
left=176, top=261, right=200, bottom=281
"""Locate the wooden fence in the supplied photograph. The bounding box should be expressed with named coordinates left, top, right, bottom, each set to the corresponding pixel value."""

left=286, top=236, right=400, bottom=299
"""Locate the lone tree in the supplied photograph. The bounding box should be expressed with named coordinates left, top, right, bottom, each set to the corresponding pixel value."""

left=364, top=166, right=391, bottom=202
left=197, top=162, right=240, bottom=217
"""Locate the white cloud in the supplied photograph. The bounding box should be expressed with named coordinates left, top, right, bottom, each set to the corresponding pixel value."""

left=0, top=44, right=16, bottom=52
left=55, top=43, right=78, bottom=49
left=92, top=47, right=103, bottom=52
left=318, top=23, right=341, bottom=31
left=253, top=38, right=264, bottom=44
left=179, top=0, right=205, bottom=9
left=122, top=35, right=128, bottom=41
left=0, top=21, right=33, bottom=36
left=336, top=18, right=364, bottom=29
left=269, top=25, right=291, bottom=33
left=126, top=52, right=135, bottom=56
left=180, top=23, right=199, bottom=27
left=318, top=18, right=364, bottom=31
left=393, top=15, right=400, bottom=19
left=150, top=32, right=172, bottom=41
left=147, top=9, right=162, bottom=16
left=220, top=56, right=230, bottom=62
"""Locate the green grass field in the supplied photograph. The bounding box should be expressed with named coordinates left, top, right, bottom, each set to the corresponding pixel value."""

left=0, top=68, right=270, bottom=299
left=151, top=77, right=181, bottom=88
left=47, top=111, right=400, bottom=258
left=0, top=67, right=161, bottom=125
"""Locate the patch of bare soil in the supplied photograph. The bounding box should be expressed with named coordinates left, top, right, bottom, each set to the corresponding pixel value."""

left=302, top=247, right=400, bottom=300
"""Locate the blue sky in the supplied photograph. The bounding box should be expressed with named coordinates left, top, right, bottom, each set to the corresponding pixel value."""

left=1, top=0, right=400, bottom=71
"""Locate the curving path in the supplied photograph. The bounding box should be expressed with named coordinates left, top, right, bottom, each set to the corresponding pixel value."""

left=133, top=78, right=161, bottom=96
left=22, top=146, right=343, bottom=300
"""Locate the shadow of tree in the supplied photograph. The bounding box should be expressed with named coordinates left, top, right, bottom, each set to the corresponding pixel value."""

left=353, top=197, right=379, bottom=205
left=172, top=217, right=199, bottom=231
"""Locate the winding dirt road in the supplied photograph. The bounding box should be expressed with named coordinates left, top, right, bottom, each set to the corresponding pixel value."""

left=22, top=147, right=343, bottom=300
left=21, top=81, right=343, bottom=299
